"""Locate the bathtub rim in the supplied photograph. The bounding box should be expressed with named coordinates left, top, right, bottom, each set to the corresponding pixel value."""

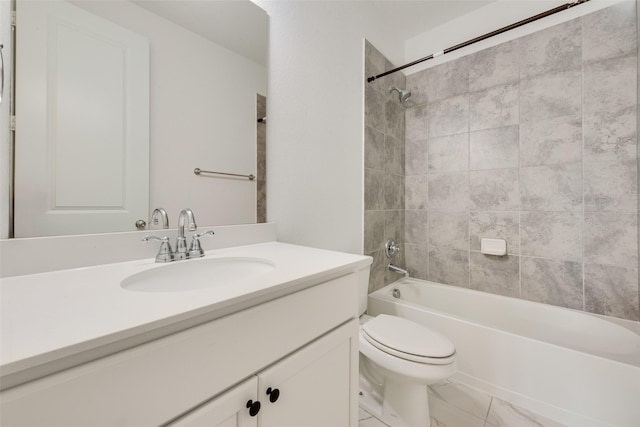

left=368, top=278, right=640, bottom=368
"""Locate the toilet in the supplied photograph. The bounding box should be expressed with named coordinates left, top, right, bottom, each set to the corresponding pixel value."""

left=358, top=273, right=456, bottom=427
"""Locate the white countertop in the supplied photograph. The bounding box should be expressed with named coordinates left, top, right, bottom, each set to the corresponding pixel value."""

left=0, top=242, right=371, bottom=388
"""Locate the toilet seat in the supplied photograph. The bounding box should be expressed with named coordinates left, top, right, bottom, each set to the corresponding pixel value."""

left=361, top=314, right=455, bottom=365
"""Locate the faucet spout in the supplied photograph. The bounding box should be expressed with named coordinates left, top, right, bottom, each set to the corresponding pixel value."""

left=175, top=209, right=197, bottom=260
left=388, top=263, right=409, bottom=278
left=178, top=208, right=197, bottom=238
left=151, top=208, right=169, bottom=229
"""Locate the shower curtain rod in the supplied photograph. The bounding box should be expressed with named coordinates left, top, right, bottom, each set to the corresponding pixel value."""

left=367, top=0, right=591, bottom=83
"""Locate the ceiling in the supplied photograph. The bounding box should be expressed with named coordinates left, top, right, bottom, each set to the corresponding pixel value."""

left=129, top=0, right=496, bottom=67
left=131, top=0, right=268, bottom=66
left=370, top=0, right=496, bottom=41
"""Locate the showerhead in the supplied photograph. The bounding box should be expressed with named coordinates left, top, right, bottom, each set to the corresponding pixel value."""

left=388, top=86, right=411, bottom=103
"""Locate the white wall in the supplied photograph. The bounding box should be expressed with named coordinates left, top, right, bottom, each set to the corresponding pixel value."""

left=404, top=0, right=625, bottom=74
left=255, top=0, right=404, bottom=254
left=0, top=0, right=12, bottom=239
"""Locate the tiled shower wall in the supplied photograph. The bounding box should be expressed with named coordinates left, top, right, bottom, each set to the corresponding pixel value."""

left=364, top=2, right=640, bottom=322
left=364, top=42, right=406, bottom=292
left=402, top=2, right=639, bottom=321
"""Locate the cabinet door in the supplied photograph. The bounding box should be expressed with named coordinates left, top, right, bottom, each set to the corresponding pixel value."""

left=257, top=320, right=359, bottom=427
left=168, top=378, right=258, bottom=427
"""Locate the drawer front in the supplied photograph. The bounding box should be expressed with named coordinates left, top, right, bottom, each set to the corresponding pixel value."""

left=0, top=273, right=358, bottom=427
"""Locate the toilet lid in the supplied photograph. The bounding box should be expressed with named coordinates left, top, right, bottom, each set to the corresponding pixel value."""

left=362, top=314, right=455, bottom=359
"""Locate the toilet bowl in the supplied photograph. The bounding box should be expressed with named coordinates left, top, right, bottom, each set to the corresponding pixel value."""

left=356, top=271, right=456, bottom=427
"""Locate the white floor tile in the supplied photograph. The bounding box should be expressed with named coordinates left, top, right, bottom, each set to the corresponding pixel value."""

left=359, top=408, right=373, bottom=421
left=485, top=397, right=566, bottom=427
left=429, top=393, right=486, bottom=427
left=359, top=416, right=389, bottom=427
left=428, top=380, right=492, bottom=420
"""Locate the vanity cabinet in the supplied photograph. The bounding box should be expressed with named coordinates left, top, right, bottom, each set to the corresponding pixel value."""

left=170, top=320, right=355, bottom=427
left=0, top=272, right=361, bottom=427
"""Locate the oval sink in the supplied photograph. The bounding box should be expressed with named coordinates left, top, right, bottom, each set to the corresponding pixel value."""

left=121, top=257, right=275, bottom=292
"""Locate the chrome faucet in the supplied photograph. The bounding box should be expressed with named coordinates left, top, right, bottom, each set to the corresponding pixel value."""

left=143, top=209, right=215, bottom=263
left=175, top=208, right=197, bottom=260
left=151, top=208, right=169, bottom=229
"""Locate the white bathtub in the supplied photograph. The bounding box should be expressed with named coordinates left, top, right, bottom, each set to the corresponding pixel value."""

left=367, top=278, right=640, bottom=427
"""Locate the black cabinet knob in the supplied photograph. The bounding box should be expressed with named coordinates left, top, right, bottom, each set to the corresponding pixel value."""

left=246, top=400, right=261, bottom=416
left=266, top=387, right=280, bottom=403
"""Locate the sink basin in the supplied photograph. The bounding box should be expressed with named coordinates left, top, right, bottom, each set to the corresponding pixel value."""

left=121, top=257, right=275, bottom=292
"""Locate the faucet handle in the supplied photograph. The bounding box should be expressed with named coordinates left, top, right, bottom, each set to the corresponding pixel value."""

left=142, top=235, right=174, bottom=263
left=188, top=231, right=215, bottom=258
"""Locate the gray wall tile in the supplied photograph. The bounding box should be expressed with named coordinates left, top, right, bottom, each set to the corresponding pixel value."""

left=406, top=104, right=429, bottom=142
left=585, top=263, right=639, bottom=321
left=469, top=169, right=519, bottom=211
left=520, top=162, right=582, bottom=211
left=384, top=210, right=405, bottom=245
left=429, top=133, right=469, bottom=173
left=521, top=257, right=583, bottom=309
left=429, top=172, right=469, bottom=211
left=384, top=135, right=405, bottom=176
left=520, top=68, right=581, bottom=123
left=429, top=211, right=469, bottom=250
left=365, top=126, right=385, bottom=171
left=406, top=69, right=429, bottom=107
left=470, top=126, right=519, bottom=170
left=521, top=211, right=582, bottom=261
left=365, top=84, right=386, bottom=132
left=520, top=19, right=582, bottom=78
left=405, top=175, right=428, bottom=210
left=470, top=211, right=519, bottom=254
left=519, top=115, right=582, bottom=167
left=405, top=139, right=428, bottom=175
left=584, top=212, right=638, bottom=268
left=469, top=40, right=519, bottom=92
left=427, top=56, right=470, bottom=103
left=470, top=82, right=519, bottom=131
left=385, top=99, right=405, bottom=141
left=583, top=55, right=637, bottom=115
left=582, top=1, right=637, bottom=63
left=367, top=250, right=385, bottom=293
left=365, top=168, right=384, bottom=210
left=383, top=174, right=404, bottom=210
left=384, top=58, right=407, bottom=104
left=405, top=244, right=429, bottom=280
left=429, top=95, right=469, bottom=137
left=470, top=252, right=520, bottom=297
left=584, top=107, right=638, bottom=212
left=364, top=211, right=385, bottom=253
left=429, top=247, right=470, bottom=287
left=405, top=210, right=429, bottom=244
left=365, top=41, right=388, bottom=94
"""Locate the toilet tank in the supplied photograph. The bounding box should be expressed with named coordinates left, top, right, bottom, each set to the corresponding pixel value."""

left=356, top=265, right=371, bottom=316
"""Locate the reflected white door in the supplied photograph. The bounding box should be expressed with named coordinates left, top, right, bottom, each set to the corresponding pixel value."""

left=14, top=0, right=149, bottom=237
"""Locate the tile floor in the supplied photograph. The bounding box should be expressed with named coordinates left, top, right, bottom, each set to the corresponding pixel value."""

left=358, top=379, right=566, bottom=427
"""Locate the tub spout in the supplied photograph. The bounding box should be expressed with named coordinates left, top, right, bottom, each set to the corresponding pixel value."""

left=388, top=263, right=409, bottom=277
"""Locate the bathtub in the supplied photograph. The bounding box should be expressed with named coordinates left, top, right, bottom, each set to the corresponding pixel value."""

left=367, top=278, right=640, bottom=427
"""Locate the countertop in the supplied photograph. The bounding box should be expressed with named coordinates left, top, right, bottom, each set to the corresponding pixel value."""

left=0, top=242, right=371, bottom=389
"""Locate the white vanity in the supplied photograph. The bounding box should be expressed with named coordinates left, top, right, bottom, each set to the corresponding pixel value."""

left=0, top=242, right=371, bottom=426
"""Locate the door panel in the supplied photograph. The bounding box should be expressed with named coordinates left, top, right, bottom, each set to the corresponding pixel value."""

left=14, top=0, right=149, bottom=237
left=258, top=321, right=358, bottom=427
left=167, top=377, right=258, bottom=427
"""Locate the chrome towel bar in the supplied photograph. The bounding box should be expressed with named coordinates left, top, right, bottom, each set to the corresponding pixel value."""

left=194, top=168, right=255, bottom=181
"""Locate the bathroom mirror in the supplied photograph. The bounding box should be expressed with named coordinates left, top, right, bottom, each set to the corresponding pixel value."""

left=10, top=0, right=268, bottom=238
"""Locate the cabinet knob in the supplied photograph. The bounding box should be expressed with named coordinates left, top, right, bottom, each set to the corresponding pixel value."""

left=266, top=387, right=280, bottom=403
left=246, top=400, right=261, bottom=416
